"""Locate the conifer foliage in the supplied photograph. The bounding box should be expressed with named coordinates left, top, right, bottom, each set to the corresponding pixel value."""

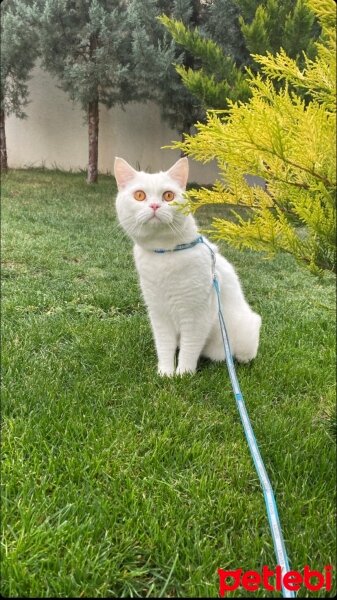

left=169, top=0, right=336, bottom=273
left=129, top=0, right=251, bottom=133
left=0, top=0, right=39, bottom=172
left=127, top=0, right=207, bottom=139
left=37, top=0, right=137, bottom=183
left=160, top=0, right=320, bottom=109
left=158, top=14, right=250, bottom=110
left=238, top=0, right=318, bottom=62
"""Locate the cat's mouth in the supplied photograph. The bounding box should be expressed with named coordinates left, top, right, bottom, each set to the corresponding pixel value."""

left=141, top=211, right=172, bottom=226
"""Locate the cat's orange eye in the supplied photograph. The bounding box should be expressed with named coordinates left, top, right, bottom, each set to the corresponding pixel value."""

left=163, top=191, right=175, bottom=202
left=133, top=190, right=146, bottom=201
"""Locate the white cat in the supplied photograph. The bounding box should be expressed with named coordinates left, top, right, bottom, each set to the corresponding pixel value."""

left=114, top=156, right=261, bottom=376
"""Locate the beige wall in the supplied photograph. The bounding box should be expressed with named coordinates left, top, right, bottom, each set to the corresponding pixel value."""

left=6, top=66, right=219, bottom=184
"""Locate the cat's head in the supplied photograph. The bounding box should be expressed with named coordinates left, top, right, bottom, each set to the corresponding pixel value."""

left=114, top=157, right=194, bottom=248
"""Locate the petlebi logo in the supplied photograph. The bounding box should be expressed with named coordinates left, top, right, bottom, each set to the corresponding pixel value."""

left=218, top=565, right=333, bottom=596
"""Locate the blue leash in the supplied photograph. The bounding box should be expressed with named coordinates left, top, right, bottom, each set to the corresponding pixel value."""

left=154, top=235, right=204, bottom=253
left=153, top=236, right=295, bottom=598
left=205, top=238, right=294, bottom=599
left=212, top=275, right=294, bottom=599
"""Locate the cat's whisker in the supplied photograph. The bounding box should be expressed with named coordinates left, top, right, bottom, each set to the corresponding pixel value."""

left=168, top=220, right=184, bottom=241
left=107, top=221, right=128, bottom=238
left=124, top=224, right=139, bottom=239
left=125, top=218, right=145, bottom=240
left=111, top=213, right=136, bottom=230
left=167, top=221, right=177, bottom=237
left=118, top=213, right=142, bottom=232
left=135, top=221, right=145, bottom=240
left=108, top=221, right=134, bottom=243
left=119, top=215, right=140, bottom=228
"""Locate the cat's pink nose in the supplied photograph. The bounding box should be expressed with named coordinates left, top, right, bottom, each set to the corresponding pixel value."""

left=149, top=203, right=160, bottom=211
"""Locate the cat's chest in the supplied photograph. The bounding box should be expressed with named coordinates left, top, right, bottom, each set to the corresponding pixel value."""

left=133, top=245, right=213, bottom=304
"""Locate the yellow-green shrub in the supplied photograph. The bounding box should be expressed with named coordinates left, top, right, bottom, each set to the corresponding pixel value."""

left=169, top=0, right=336, bottom=274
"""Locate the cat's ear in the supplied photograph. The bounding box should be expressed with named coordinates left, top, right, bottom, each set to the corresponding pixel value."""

left=114, top=157, right=137, bottom=190
left=166, top=157, right=189, bottom=189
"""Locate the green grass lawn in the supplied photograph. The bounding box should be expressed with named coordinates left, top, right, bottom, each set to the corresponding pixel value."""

left=1, top=169, right=336, bottom=598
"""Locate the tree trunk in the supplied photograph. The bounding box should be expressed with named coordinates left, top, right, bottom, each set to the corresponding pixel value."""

left=0, top=109, right=8, bottom=173
left=87, top=100, right=99, bottom=184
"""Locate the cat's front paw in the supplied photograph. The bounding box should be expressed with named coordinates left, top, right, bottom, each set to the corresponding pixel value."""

left=176, top=365, right=196, bottom=376
left=158, top=366, right=175, bottom=377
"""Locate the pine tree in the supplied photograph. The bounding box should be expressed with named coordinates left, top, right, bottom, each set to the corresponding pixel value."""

left=158, top=15, right=250, bottom=110
left=204, top=0, right=248, bottom=66
left=168, top=0, right=336, bottom=274
left=128, top=0, right=211, bottom=140
left=36, top=0, right=137, bottom=183
left=237, top=0, right=319, bottom=63
left=0, top=0, right=39, bottom=172
left=160, top=0, right=320, bottom=109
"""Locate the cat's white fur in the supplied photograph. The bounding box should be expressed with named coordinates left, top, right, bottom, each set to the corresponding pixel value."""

left=114, top=156, right=261, bottom=376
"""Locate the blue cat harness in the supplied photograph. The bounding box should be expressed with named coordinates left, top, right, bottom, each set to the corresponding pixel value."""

left=153, top=235, right=295, bottom=599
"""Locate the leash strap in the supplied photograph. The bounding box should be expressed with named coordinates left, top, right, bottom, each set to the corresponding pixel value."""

left=210, top=256, right=295, bottom=599
left=152, top=234, right=294, bottom=597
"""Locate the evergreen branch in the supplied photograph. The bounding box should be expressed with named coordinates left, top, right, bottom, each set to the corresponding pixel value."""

left=158, top=15, right=229, bottom=76
left=235, top=131, right=335, bottom=188
left=168, top=0, right=336, bottom=273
